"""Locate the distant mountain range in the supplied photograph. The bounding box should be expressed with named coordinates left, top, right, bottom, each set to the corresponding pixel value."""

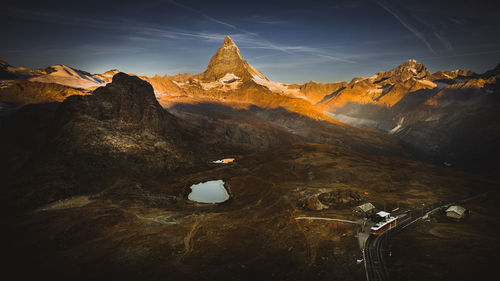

left=316, top=59, right=500, bottom=171
left=1, top=36, right=499, bottom=172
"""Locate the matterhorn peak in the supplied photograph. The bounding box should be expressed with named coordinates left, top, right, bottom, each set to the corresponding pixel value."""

left=224, top=36, right=236, bottom=46
left=200, top=36, right=266, bottom=81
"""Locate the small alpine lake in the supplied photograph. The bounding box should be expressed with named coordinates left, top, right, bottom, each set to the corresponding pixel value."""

left=188, top=180, right=230, bottom=203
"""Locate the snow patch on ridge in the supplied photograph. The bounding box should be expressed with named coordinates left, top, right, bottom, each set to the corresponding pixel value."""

left=389, top=117, right=405, bottom=134
left=29, top=65, right=105, bottom=89
left=198, top=73, right=242, bottom=91
left=416, top=79, right=437, bottom=88
left=252, top=75, right=302, bottom=97
left=367, top=88, right=383, bottom=95
left=221, top=73, right=239, bottom=83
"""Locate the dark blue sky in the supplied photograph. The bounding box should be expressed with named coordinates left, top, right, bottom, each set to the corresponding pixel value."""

left=1, top=0, right=500, bottom=83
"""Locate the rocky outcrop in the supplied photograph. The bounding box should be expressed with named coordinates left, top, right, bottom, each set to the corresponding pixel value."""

left=302, top=195, right=329, bottom=210
left=48, top=73, right=206, bottom=174
left=11, top=73, right=237, bottom=204
left=0, top=60, right=18, bottom=80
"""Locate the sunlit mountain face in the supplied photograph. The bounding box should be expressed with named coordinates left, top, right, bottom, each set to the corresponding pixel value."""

left=1, top=1, right=499, bottom=281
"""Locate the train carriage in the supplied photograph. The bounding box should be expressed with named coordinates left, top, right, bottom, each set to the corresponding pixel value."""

left=370, top=211, right=398, bottom=235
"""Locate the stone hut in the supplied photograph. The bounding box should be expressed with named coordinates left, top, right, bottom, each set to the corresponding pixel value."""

left=445, top=205, right=469, bottom=220
left=353, top=202, right=376, bottom=217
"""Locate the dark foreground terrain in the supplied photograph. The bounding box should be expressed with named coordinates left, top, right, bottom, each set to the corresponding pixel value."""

left=3, top=142, right=497, bottom=281
left=387, top=192, right=500, bottom=281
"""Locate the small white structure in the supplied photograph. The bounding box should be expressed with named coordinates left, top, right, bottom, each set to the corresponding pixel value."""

left=445, top=205, right=469, bottom=219
left=212, top=158, right=235, bottom=164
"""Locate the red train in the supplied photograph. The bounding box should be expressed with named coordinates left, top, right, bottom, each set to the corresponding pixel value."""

left=370, top=211, right=398, bottom=235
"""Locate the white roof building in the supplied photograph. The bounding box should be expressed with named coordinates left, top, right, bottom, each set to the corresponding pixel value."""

left=445, top=205, right=468, bottom=219
left=355, top=202, right=376, bottom=213
left=376, top=211, right=390, bottom=218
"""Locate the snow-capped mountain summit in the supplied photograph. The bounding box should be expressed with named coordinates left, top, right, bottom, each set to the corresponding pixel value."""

left=29, top=64, right=106, bottom=89
left=200, top=36, right=267, bottom=81
left=0, top=61, right=110, bottom=89
left=373, top=59, right=431, bottom=83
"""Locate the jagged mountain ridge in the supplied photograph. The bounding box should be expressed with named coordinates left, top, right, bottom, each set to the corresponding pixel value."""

left=374, top=59, right=432, bottom=83
left=0, top=37, right=330, bottom=105
left=0, top=51, right=489, bottom=110
left=0, top=37, right=409, bottom=163
left=1, top=61, right=107, bottom=89
left=316, top=59, right=500, bottom=172
left=2, top=38, right=499, bottom=172
left=317, top=59, right=445, bottom=111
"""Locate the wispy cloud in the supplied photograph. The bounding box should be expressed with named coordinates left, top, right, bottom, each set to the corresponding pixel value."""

left=165, top=0, right=236, bottom=29
left=433, top=31, right=454, bottom=52
left=254, top=58, right=327, bottom=70
left=449, top=17, right=466, bottom=25
left=247, top=15, right=290, bottom=26
left=1, top=5, right=361, bottom=67
left=409, top=13, right=455, bottom=53
left=253, top=20, right=289, bottom=25
left=375, top=0, right=437, bottom=55
left=1, top=7, right=231, bottom=42
left=235, top=39, right=357, bottom=63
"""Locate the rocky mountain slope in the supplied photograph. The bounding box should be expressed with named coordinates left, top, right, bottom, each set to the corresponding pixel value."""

left=317, top=59, right=439, bottom=113
left=0, top=80, right=89, bottom=107
left=316, top=60, right=500, bottom=172
left=156, top=37, right=405, bottom=156
left=158, top=36, right=327, bottom=118
left=1, top=73, right=244, bottom=206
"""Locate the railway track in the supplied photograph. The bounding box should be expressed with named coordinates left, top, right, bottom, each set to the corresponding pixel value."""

left=363, top=193, right=485, bottom=281
left=364, top=229, right=390, bottom=281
